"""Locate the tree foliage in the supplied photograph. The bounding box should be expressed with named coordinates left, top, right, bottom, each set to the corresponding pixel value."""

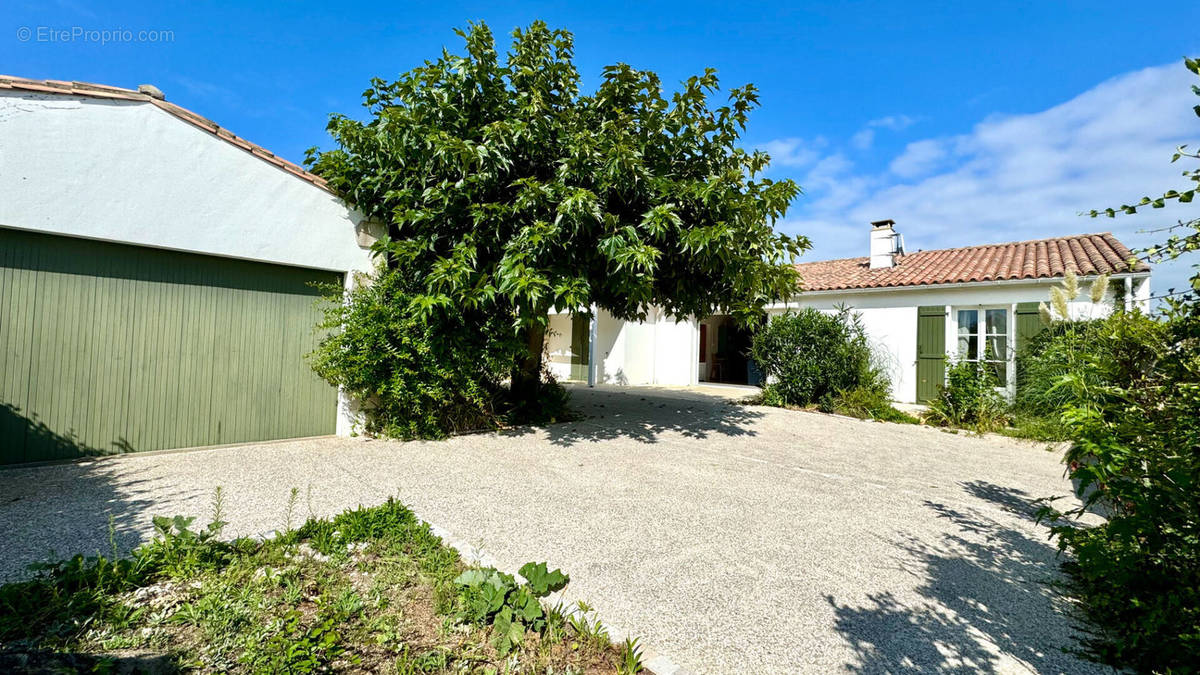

left=1039, top=57, right=1200, bottom=671
left=309, top=269, right=526, bottom=438
left=306, top=21, right=807, bottom=402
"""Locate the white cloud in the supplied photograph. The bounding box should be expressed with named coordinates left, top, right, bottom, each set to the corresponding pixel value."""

left=759, top=136, right=825, bottom=168
left=850, top=128, right=875, bottom=150
left=849, top=115, right=919, bottom=150
left=888, top=139, right=947, bottom=178
left=781, top=62, right=1199, bottom=295
left=868, top=114, right=917, bottom=131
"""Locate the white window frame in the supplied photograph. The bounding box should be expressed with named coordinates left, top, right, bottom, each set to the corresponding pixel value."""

left=948, top=304, right=1015, bottom=394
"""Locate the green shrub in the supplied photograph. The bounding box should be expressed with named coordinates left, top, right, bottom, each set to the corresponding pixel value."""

left=834, top=371, right=919, bottom=424
left=1012, top=312, right=1167, bottom=441
left=750, top=307, right=914, bottom=422
left=309, top=266, right=553, bottom=439
left=750, top=307, right=874, bottom=406
left=1038, top=303, right=1197, bottom=670
left=1015, top=320, right=1105, bottom=415
left=923, top=358, right=1009, bottom=432
left=1041, top=58, right=1200, bottom=670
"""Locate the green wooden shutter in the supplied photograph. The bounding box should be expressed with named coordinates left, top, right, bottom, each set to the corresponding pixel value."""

left=569, top=314, right=590, bottom=381
left=1014, top=302, right=1047, bottom=393
left=916, top=305, right=946, bottom=403
left=1014, top=302, right=1046, bottom=354
left=1, top=227, right=340, bottom=465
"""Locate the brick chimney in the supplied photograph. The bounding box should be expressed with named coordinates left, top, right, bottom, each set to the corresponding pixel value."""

left=869, top=219, right=902, bottom=269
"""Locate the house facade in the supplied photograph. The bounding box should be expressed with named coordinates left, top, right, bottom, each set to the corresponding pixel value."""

left=0, top=74, right=1152, bottom=464
left=0, top=76, right=375, bottom=464
left=548, top=221, right=1151, bottom=403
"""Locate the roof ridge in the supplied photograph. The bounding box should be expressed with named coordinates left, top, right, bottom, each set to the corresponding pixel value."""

left=0, top=74, right=329, bottom=192
left=906, top=232, right=1116, bottom=255
left=794, top=231, right=1118, bottom=268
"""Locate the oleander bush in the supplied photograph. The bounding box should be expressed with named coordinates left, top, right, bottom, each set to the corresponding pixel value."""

left=749, top=307, right=871, bottom=405
left=750, top=307, right=913, bottom=421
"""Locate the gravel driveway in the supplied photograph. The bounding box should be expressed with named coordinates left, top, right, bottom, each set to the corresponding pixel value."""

left=0, top=385, right=1099, bottom=674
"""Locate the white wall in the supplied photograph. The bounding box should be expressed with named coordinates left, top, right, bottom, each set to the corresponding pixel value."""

left=0, top=93, right=370, bottom=275
left=0, top=92, right=374, bottom=435
left=653, top=312, right=699, bottom=386
left=545, top=313, right=575, bottom=381
left=771, top=275, right=1148, bottom=403
left=546, top=307, right=698, bottom=387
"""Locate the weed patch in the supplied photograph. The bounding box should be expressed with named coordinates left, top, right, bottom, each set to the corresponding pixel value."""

left=0, top=496, right=640, bottom=673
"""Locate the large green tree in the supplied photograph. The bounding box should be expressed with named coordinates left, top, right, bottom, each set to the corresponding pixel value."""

left=307, top=21, right=807, bottom=403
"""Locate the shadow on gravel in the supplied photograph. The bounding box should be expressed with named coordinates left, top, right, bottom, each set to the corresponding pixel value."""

left=826, top=481, right=1094, bottom=674
left=0, top=649, right=180, bottom=674
left=509, top=387, right=764, bottom=447
left=0, top=408, right=201, bottom=581
left=0, top=457, right=175, bottom=582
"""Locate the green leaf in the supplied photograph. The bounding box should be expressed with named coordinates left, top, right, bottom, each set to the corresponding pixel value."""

left=519, top=561, right=570, bottom=596
left=453, top=569, right=487, bottom=587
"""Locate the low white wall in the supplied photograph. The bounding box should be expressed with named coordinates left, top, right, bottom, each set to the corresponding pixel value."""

left=0, top=91, right=374, bottom=436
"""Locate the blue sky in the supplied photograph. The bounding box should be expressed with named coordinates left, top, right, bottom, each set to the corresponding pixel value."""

left=5, top=1, right=1199, bottom=293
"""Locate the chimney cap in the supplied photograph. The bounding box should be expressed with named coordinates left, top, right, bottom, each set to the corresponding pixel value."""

left=870, top=219, right=896, bottom=228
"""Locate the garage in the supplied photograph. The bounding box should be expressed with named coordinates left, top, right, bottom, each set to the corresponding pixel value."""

left=1, top=227, right=340, bottom=464
left=1, top=77, right=377, bottom=465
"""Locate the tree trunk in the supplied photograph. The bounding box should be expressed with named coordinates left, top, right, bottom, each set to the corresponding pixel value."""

left=511, top=321, right=547, bottom=409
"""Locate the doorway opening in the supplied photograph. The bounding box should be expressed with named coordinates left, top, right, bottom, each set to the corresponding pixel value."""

left=698, top=315, right=758, bottom=385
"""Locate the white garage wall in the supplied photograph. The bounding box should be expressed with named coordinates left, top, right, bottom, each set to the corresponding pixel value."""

left=618, top=315, right=658, bottom=385
left=0, top=91, right=374, bottom=436
left=653, top=312, right=699, bottom=386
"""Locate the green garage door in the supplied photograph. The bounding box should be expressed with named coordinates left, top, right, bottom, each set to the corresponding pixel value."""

left=1, top=227, right=341, bottom=465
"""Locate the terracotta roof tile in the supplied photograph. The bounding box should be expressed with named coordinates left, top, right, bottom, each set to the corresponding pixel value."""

left=0, top=74, right=329, bottom=191
left=794, top=233, right=1148, bottom=292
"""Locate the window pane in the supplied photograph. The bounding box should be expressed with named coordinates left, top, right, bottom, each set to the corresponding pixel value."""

left=990, top=361, right=1008, bottom=382
left=958, top=335, right=979, bottom=360
left=986, top=336, right=1007, bottom=361
left=958, top=310, right=978, bottom=336
left=986, top=309, right=1007, bottom=335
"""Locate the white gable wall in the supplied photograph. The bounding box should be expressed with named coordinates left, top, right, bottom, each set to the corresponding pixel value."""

left=0, top=92, right=369, bottom=275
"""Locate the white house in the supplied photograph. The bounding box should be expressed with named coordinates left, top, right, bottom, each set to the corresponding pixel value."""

left=0, top=76, right=374, bottom=464
left=546, top=221, right=1151, bottom=403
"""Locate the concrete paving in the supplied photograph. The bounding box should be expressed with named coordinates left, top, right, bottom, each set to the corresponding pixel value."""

left=0, top=385, right=1100, bottom=673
